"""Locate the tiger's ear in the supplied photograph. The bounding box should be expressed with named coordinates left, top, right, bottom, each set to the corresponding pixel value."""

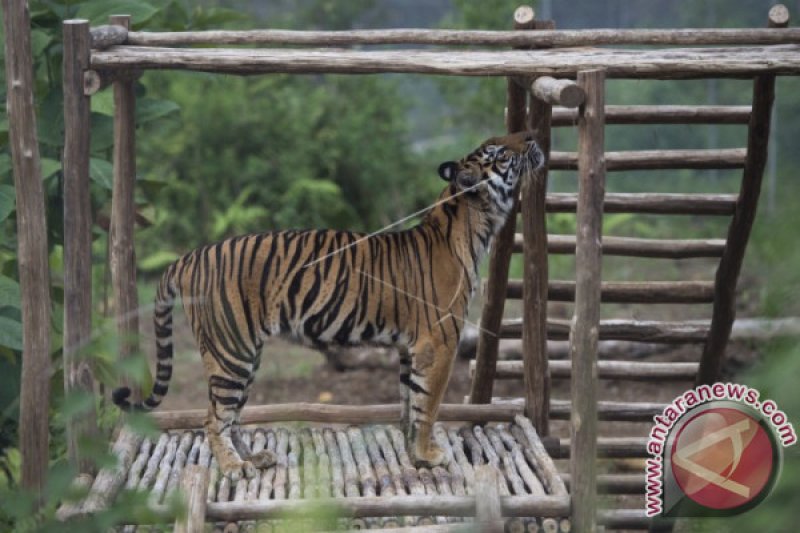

left=438, top=161, right=458, bottom=182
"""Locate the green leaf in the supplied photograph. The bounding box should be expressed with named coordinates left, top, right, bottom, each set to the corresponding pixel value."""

left=90, top=113, right=115, bottom=154
left=89, top=158, right=114, bottom=190
left=0, top=185, right=14, bottom=223
left=125, top=412, right=160, bottom=440
left=0, top=315, right=22, bottom=351
left=91, top=90, right=115, bottom=117
left=41, top=157, right=61, bottom=179
left=0, top=275, right=21, bottom=309
left=30, top=29, right=53, bottom=58
left=137, top=98, right=180, bottom=124
left=139, top=250, right=179, bottom=273
left=76, top=1, right=160, bottom=27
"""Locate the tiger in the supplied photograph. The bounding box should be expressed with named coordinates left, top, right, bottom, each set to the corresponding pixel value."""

left=113, top=132, right=543, bottom=481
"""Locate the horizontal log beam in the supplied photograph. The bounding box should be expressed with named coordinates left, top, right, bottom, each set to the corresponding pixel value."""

left=504, top=279, right=716, bottom=303
left=549, top=148, right=746, bottom=170
left=561, top=473, right=646, bottom=494
left=123, top=28, right=800, bottom=47
left=90, top=45, right=800, bottom=79
left=598, top=509, right=653, bottom=529
left=488, top=398, right=667, bottom=422
left=470, top=360, right=698, bottom=381
left=90, top=24, right=128, bottom=49
left=531, top=76, right=585, bottom=107
left=544, top=192, right=738, bottom=215
left=551, top=105, right=751, bottom=125
left=204, top=494, right=571, bottom=521
left=151, top=402, right=522, bottom=430
left=552, top=437, right=649, bottom=459
left=513, top=233, right=727, bottom=258
left=499, top=318, right=710, bottom=343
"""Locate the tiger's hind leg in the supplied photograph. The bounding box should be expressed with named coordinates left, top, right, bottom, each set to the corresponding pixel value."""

left=398, top=346, right=413, bottom=442
left=202, top=349, right=258, bottom=481
left=407, top=334, right=458, bottom=468
left=230, top=354, right=276, bottom=469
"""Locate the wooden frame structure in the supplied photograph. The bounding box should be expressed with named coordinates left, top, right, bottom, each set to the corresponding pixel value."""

left=52, top=4, right=795, bottom=531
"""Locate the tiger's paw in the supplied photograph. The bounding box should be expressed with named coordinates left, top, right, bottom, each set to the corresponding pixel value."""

left=248, top=449, right=277, bottom=469
left=222, top=459, right=258, bottom=482
left=412, top=441, right=446, bottom=468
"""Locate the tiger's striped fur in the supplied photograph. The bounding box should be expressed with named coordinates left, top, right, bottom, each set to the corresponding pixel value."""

left=113, top=132, right=543, bottom=480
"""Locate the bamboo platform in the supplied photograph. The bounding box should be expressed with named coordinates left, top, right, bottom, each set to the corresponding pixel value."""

left=70, top=415, right=578, bottom=531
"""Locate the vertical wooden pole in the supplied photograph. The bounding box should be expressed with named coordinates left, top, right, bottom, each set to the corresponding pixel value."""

left=570, top=69, right=606, bottom=533
left=697, top=7, right=785, bottom=385
left=469, top=5, right=536, bottom=405
left=175, top=465, right=210, bottom=533
left=63, top=19, right=99, bottom=474
left=109, top=14, right=142, bottom=401
left=521, top=83, right=553, bottom=434
left=1, top=0, right=51, bottom=497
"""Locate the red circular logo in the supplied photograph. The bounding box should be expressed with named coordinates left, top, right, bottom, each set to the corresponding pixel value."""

left=670, top=407, right=775, bottom=510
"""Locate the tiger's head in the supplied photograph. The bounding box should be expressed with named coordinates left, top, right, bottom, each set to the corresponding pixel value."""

left=437, top=132, right=544, bottom=220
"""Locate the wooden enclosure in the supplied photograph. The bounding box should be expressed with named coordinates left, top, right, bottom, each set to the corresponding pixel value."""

left=48, top=3, right=797, bottom=531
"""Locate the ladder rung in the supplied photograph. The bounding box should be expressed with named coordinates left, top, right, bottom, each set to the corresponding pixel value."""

left=513, top=233, right=726, bottom=258
left=499, top=318, right=710, bottom=343
left=470, top=360, right=698, bottom=381
left=543, top=192, right=738, bottom=215
left=549, top=148, right=746, bottom=171
left=551, top=104, right=751, bottom=126
left=503, top=279, right=715, bottom=303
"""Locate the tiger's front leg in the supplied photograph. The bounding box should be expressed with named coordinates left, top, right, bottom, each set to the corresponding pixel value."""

left=406, top=334, right=458, bottom=467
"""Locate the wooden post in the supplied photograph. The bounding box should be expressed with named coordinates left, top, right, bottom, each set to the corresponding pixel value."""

left=697, top=8, right=785, bottom=385
left=109, top=14, right=142, bottom=401
left=175, top=465, right=210, bottom=533
left=469, top=5, right=536, bottom=404
left=1, top=0, right=52, bottom=497
left=570, top=69, right=606, bottom=533
left=63, top=19, right=100, bottom=474
left=520, top=73, right=554, bottom=433
left=474, top=465, right=503, bottom=533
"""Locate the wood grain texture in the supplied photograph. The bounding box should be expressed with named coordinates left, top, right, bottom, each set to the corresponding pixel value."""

left=151, top=402, right=525, bottom=430
left=204, top=494, right=571, bottom=520
left=475, top=360, right=698, bottom=381
left=90, top=24, right=128, bottom=49
left=1, top=0, right=52, bottom=497
left=62, top=18, right=100, bottom=475
left=520, top=77, right=552, bottom=433
left=513, top=234, right=726, bottom=258
left=548, top=148, right=746, bottom=170
left=90, top=45, right=800, bottom=78
left=122, top=27, right=800, bottom=47
left=174, top=465, right=209, bottom=533
left=469, top=9, right=538, bottom=405
left=504, top=279, right=716, bottom=303
left=570, top=69, right=606, bottom=533
left=531, top=77, right=585, bottom=107
left=109, top=15, right=142, bottom=401
left=499, top=318, right=710, bottom=343
left=544, top=192, right=737, bottom=215
left=698, top=78, right=775, bottom=384
left=551, top=105, right=751, bottom=125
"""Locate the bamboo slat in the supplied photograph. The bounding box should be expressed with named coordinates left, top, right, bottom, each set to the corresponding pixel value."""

left=82, top=428, right=143, bottom=513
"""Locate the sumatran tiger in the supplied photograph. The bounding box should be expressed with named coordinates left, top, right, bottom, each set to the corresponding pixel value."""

left=113, top=132, right=544, bottom=481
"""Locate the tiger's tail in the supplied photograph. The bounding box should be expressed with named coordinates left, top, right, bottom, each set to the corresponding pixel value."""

left=112, top=261, right=179, bottom=412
